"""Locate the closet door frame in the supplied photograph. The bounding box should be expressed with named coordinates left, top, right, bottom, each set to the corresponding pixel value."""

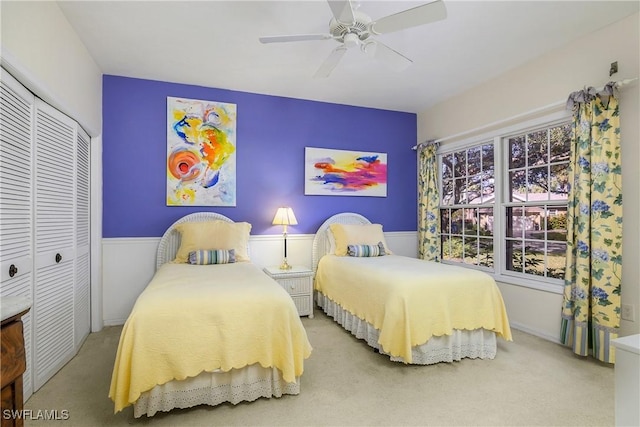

left=1, top=54, right=103, bottom=334
left=2, top=66, right=93, bottom=396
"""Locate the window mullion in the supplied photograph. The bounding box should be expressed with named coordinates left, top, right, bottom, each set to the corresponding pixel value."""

left=494, top=135, right=503, bottom=276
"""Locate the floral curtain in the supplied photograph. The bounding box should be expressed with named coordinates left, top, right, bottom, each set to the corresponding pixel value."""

left=560, top=83, right=622, bottom=364
left=418, top=141, right=440, bottom=261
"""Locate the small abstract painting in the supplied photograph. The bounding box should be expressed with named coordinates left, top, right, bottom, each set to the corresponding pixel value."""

left=167, top=96, right=237, bottom=206
left=305, top=147, right=387, bottom=197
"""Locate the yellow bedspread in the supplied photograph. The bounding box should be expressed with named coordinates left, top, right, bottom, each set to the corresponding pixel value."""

left=315, top=255, right=511, bottom=362
left=109, top=263, right=312, bottom=413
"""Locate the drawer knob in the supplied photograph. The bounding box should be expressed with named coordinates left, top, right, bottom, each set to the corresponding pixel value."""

left=55, top=253, right=62, bottom=263
left=9, top=264, right=18, bottom=278
left=290, top=285, right=295, bottom=290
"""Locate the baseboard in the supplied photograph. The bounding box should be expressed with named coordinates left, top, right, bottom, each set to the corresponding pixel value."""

left=510, top=320, right=562, bottom=344
left=104, top=318, right=128, bottom=327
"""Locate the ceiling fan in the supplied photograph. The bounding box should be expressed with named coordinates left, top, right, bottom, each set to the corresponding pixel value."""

left=259, top=0, right=447, bottom=78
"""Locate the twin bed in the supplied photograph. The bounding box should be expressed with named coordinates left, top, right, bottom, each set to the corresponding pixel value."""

left=313, top=213, right=511, bottom=365
left=109, top=211, right=511, bottom=417
left=109, top=212, right=312, bottom=417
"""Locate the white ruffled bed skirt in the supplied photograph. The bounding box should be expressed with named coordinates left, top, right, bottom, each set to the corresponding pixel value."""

left=316, top=292, right=497, bottom=364
left=133, top=364, right=300, bottom=417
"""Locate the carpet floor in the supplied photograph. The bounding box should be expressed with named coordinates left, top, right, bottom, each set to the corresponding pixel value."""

left=24, top=309, right=614, bottom=426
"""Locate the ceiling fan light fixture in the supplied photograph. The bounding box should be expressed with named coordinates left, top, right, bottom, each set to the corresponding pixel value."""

left=361, top=40, right=377, bottom=57
left=343, top=32, right=360, bottom=49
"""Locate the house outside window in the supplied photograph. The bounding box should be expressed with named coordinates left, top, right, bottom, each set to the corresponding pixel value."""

left=438, top=113, right=571, bottom=291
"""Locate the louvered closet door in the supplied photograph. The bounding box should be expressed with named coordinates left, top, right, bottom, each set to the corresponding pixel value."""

left=74, top=127, right=90, bottom=348
left=33, top=99, right=76, bottom=391
left=0, top=68, right=35, bottom=400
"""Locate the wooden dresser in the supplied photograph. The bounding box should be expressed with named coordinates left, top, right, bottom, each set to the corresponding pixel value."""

left=1, top=297, right=31, bottom=427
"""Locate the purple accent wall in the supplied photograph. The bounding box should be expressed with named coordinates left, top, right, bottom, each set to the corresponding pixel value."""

left=102, top=75, right=417, bottom=237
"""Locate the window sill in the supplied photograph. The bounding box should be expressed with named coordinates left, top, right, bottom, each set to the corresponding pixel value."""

left=490, top=272, right=563, bottom=294
left=439, top=261, right=564, bottom=294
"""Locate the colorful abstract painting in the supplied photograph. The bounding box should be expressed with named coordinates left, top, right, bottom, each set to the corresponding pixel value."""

left=304, top=147, right=387, bottom=197
left=167, top=97, right=237, bottom=206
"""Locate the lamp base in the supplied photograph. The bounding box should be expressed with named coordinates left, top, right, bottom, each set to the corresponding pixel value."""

left=279, top=259, right=292, bottom=270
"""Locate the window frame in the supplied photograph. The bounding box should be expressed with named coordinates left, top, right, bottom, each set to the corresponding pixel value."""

left=437, top=109, right=572, bottom=294
left=439, top=143, right=495, bottom=272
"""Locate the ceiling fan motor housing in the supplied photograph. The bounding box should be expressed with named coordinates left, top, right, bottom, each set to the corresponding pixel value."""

left=329, top=10, right=372, bottom=45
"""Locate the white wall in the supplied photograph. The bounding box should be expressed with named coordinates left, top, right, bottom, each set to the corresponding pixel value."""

left=0, top=1, right=102, bottom=135
left=102, top=232, right=418, bottom=326
left=418, top=13, right=640, bottom=339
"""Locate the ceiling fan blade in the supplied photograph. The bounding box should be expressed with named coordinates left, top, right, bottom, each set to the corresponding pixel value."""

left=327, top=0, right=355, bottom=25
left=259, top=34, right=332, bottom=44
left=370, top=0, right=447, bottom=35
left=314, top=46, right=348, bottom=78
left=362, top=40, right=412, bottom=72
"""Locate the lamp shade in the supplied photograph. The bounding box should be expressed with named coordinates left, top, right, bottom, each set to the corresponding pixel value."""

left=272, top=207, right=298, bottom=226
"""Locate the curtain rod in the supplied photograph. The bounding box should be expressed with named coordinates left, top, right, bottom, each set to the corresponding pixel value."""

left=412, top=77, right=638, bottom=150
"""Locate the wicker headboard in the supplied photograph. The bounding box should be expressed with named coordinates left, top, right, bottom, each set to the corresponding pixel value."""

left=311, top=212, right=371, bottom=272
left=156, top=212, right=234, bottom=270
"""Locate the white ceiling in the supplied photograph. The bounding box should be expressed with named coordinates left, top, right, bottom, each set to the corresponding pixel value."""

left=57, top=1, right=639, bottom=113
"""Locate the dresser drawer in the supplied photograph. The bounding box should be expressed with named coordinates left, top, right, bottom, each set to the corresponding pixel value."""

left=278, top=276, right=312, bottom=295
left=1, top=321, right=26, bottom=389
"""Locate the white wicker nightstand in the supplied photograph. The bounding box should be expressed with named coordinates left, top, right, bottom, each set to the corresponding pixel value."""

left=263, top=266, right=314, bottom=318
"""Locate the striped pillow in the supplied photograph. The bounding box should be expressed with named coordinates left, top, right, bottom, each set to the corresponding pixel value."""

left=188, top=249, right=236, bottom=265
left=347, top=242, right=386, bottom=257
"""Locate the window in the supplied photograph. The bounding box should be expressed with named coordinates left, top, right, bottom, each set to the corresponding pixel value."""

left=440, top=144, right=495, bottom=268
left=505, top=124, right=570, bottom=280
left=438, top=116, right=571, bottom=290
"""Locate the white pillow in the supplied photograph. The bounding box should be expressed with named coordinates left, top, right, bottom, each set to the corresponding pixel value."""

left=173, top=220, right=252, bottom=263
left=328, top=223, right=392, bottom=256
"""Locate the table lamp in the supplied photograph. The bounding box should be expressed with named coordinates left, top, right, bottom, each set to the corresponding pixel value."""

left=272, top=207, right=298, bottom=270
